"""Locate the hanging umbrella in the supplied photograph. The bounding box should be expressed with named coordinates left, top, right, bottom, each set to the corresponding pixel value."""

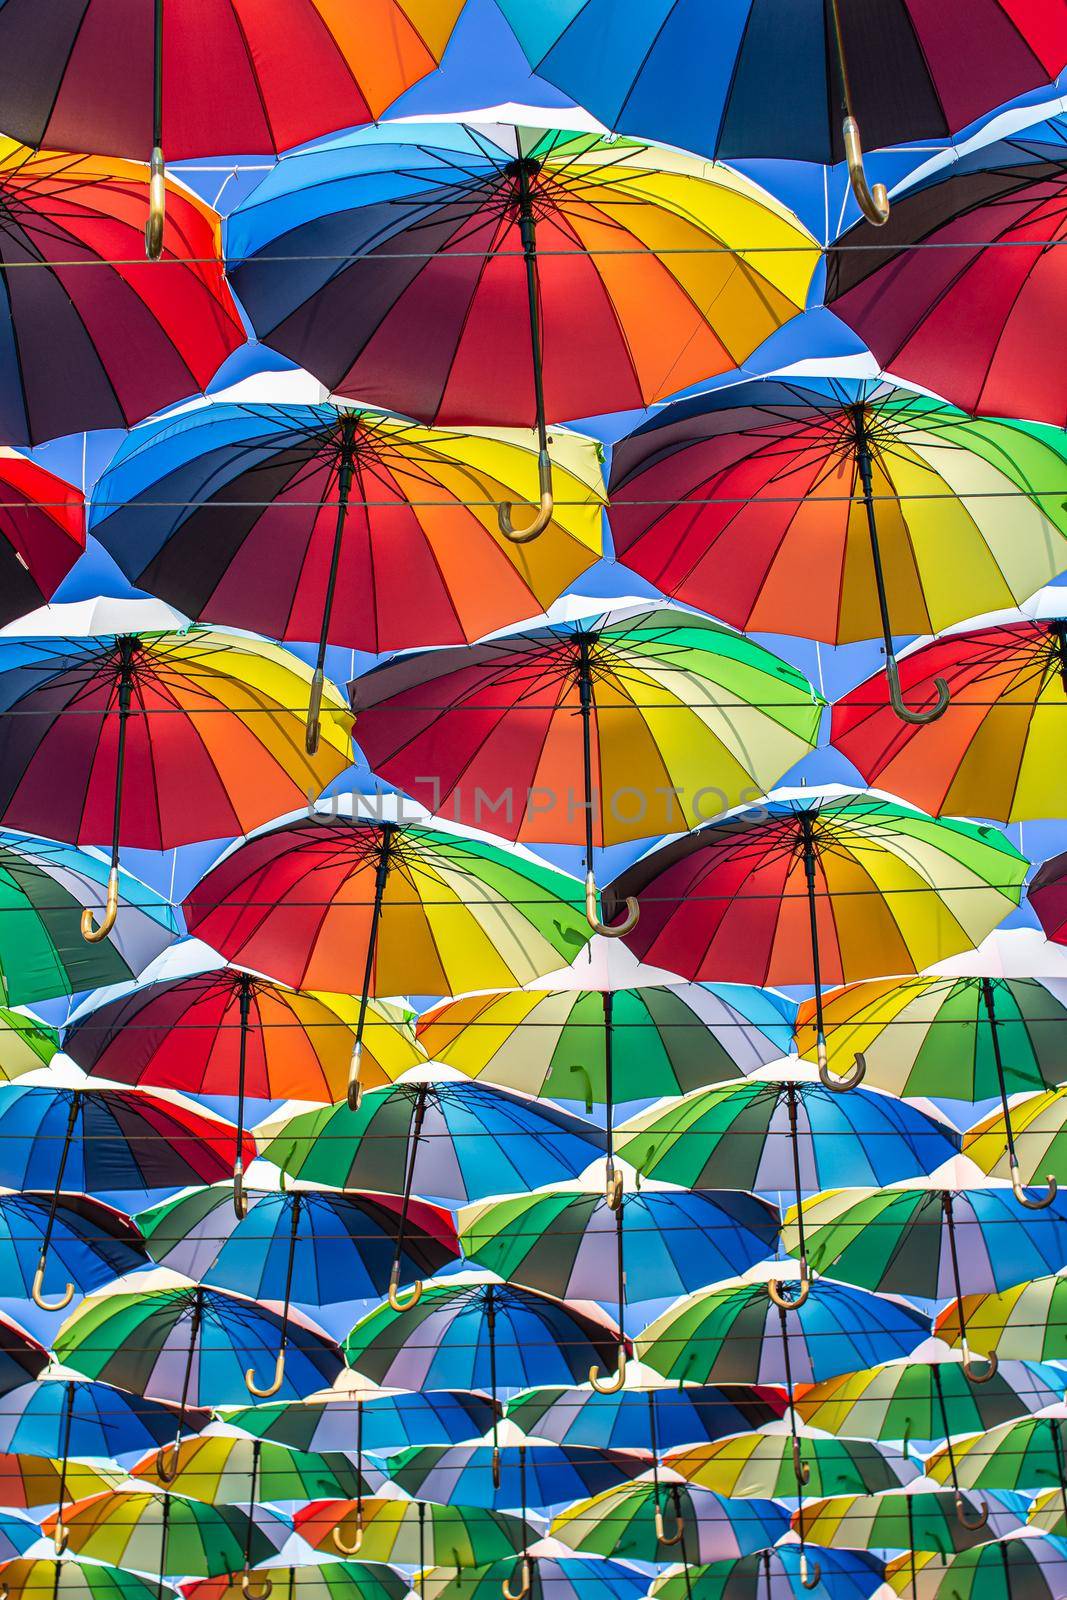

left=605, top=786, right=1027, bottom=1089
left=0, top=1453, right=118, bottom=1510
left=795, top=1352, right=1067, bottom=1446
left=294, top=1496, right=531, bottom=1568
left=1030, top=1487, right=1067, bottom=1537
left=925, top=1409, right=1067, bottom=1496
left=131, top=1430, right=376, bottom=1504
left=53, top=1277, right=345, bottom=1441
left=1032, top=851, right=1067, bottom=947
left=0, top=451, right=83, bottom=626
left=834, top=591, right=1067, bottom=815
left=0, top=1083, right=254, bottom=1309
left=184, top=798, right=592, bottom=1110
left=0, top=1514, right=42, bottom=1567
left=352, top=601, right=822, bottom=931
left=0, top=830, right=176, bottom=1006
left=137, top=1181, right=459, bottom=1308
left=0, top=1008, right=57, bottom=1078
left=666, top=1426, right=915, bottom=1500
left=964, top=1088, right=1067, bottom=1203
left=225, top=117, right=819, bottom=466
left=0, top=140, right=242, bottom=442
left=648, top=1547, right=886, bottom=1600
left=0, top=601, right=351, bottom=944
left=0, top=0, right=466, bottom=257
left=882, top=1536, right=1067, bottom=1600
left=0, top=1373, right=209, bottom=1461
left=610, top=379, right=1067, bottom=723
left=0, top=1318, right=47, bottom=1397
left=0, top=1190, right=147, bottom=1305
left=382, top=1429, right=649, bottom=1512
left=826, top=119, right=1067, bottom=429
left=0, top=1561, right=176, bottom=1600
left=495, top=0, right=1066, bottom=218
left=90, top=401, right=606, bottom=747
left=220, top=1387, right=499, bottom=1455
left=550, top=1480, right=786, bottom=1564
left=505, top=1380, right=787, bottom=1451
left=936, top=1274, right=1067, bottom=1365
left=39, top=1490, right=286, bottom=1579
left=65, top=953, right=423, bottom=1213
left=419, top=1546, right=649, bottom=1600
left=179, top=1567, right=408, bottom=1600
left=790, top=1487, right=1020, bottom=1554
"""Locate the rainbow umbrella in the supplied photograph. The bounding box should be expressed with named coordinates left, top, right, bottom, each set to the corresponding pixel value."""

left=0, top=600, right=351, bottom=943
left=40, top=1490, right=287, bottom=1579
left=131, top=1430, right=376, bottom=1504
left=883, top=1536, right=1067, bottom=1600
left=649, top=1547, right=885, bottom=1600
left=826, top=119, right=1067, bottom=430
left=220, top=1388, right=498, bottom=1455
left=0, top=1190, right=147, bottom=1305
left=0, top=1562, right=175, bottom=1600
left=0, top=1084, right=254, bottom=1310
left=0, top=1452, right=118, bottom=1509
left=420, top=1548, right=648, bottom=1600
left=0, top=1373, right=209, bottom=1461
left=936, top=1275, right=1067, bottom=1365
left=606, top=786, right=1027, bottom=1088
left=1032, top=852, right=1067, bottom=945
left=666, top=1426, right=914, bottom=1500
left=91, top=401, right=605, bottom=748
left=790, top=1487, right=1022, bottom=1554
left=382, top=1431, right=649, bottom=1512
left=179, top=1567, right=407, bottom=1600
left=294, top=1496, right=531, bottom=1568
left=0, top=140, right=241, bottom=443
left=0, top=1008, right=57, bottom=1079
left=184, top=798, right=591, bottom=1110
left=550, top=1480, right=787, bottom=1564
left=610, top=379, right=1067, bottom=721
left=504, top=1381, right=787, bottom=1452
left=0, top=830, right=177, bottom=1005
left=794, top=1353, right=1067, bottom=1446
left=226, top=119, right=818, bottom=467
left=0, top=451, right=83, bottom=626
left=964, top=1088, right=1067, bottom=1203
left=925, top=1410, right=1067, bottom=1495
left=352, top=601, right=822, bottom=932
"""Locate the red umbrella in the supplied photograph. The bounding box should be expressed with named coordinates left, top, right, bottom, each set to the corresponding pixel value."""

left=1030, top=851, right=1067, bottom=945
left=0, top=451, right=83, bottom=625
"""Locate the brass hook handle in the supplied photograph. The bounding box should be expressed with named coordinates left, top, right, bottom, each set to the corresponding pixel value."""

left=605, top=1163, right=624, bottom=1211
left=585, top=872, right=639, bottom=938
left=233, top=1164, right=249, bottom=1221
left=842, top=117, right=889, bottom=226
left=242, top=1574, right=273, bottom=1599
left=886, top=656, right=950, bottom=725
left=1011, top=1161, right=1058, bottom=1210
left=347, top=1040, right=364, bottom=1113
left=52, top=1520, right=68, bottom=1556
left=155, top=1442, right=180, bottom=1485
left=501, top=1556, right=532, bottom=1600
left=388, top=1261, right=423, bottom=1313
left=792, top=1436, right=810, bottom=1487
left=32, top=1255, right=74, bottom=1312
left=818, top=1042, right=866, bottom=1093
left=331, top=1508, right=364, bottom=1555
left=589, top=1346, right=626, bottom=1394
left=955, top=1493, right=989, bottom=1531
left=768, top=1271, right=810, bottom=1309
left=145, top=145, right=166, bottom=260
left=492, top=1445, right=501, bottom=1490
left=245, top=1350, right=285, bottom=1399
left=961, top=1345, right=999, bottom=1386
left=798, top=1550, right=822, bottom=1590
left=497, top=449, right=553, bottom=543
left=654, top=1503, right=684, bottom=1547
left=305, top=667, right=325, bottom=758
left=81, top=867, right=119, bottom=943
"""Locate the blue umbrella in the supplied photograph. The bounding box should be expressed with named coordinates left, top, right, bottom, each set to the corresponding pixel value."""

left=382, top=1435, right=650, bottom=1512
left=652, top=1545, right=885, bottom=1599
left=0, top=1508, right=45, bottom=1563
left=422, top=1550, right=649, bottom=1600
left=504, top=1383, right=787, bottom=1451
left=0, top=1192, right=146, bottom=1309
left=220, top=1390, right=499, bottom=1455
left=0, top=1375, right=209, bottom=1460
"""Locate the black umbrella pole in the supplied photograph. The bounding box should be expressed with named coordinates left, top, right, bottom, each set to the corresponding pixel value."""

left=388, top=1086, right=427, bottom=1312
left=349, top=827, right=393, bottom=1110
left=306, top=432, right=355, bottom=756
left=800, top=817, right=863, bottom=1091
left=769, top=1084, right=812, bottom=1308
left=156, top=1492, right=170, bottom=1600
left=240, top=1442, right=273, bottom=1598
left=602, top=991, right=623, bottom=1208
left=497, top=156, right=553, bottom=543
left=932, top=1359, right=987, bottom=1528
left=232, top=975, right=254, bottom=1219
left=942, top=1192, right=997, bottom=1388
left=487, top=1285, right=501, bottom=1488
left=155, top=1287, right=202, bottom=1483
left=578, top=637, right=637, bottom=937
left=246, top=1198, right=298, bottom=1399
left=82, top=645, right=135, bottom=943
left=32, top=1097, right=78, bottom=1310
left=333, top=1398, right=366, bottom=1554
left=980, top=978, right=1056, bottom=1208
left=590, top=1201, right=626, bottom=1392
left=51, top=1384, right=75, bottom=1555
left=502, top=1448, right=533, bottom=1598
left=828, top=0, right=889, bottom=225
left=146, top=0, right=165, bottom=258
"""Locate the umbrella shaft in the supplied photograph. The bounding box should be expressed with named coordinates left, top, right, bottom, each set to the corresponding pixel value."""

left=852, top=410, right=898, bottom=666
left=799, top=819, right=824, bottom=1042
left=107, top=644, right=136, bottom=871
left=979, top=978, right=1020, bottom=1164
left=577, top=634, right=597, bottom=872
left=235, top=974, right=253, bottom=1163
left=514, top=158, right=548, bottom=455
left=355, top=829, right=393, bottom=1051
left=392, top=1088, right=427, bottom=1278
left=314, top=442, right=355, bottom=677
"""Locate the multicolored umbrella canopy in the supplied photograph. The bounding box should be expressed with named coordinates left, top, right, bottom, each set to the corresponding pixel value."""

left=609, top=381, right=1067, bottom=700
left=1032, top=851, right=1067, bottom=946
left=0, top=1561, right=177, bottom=1600
left=504, top=1382, right=787, bottom=1451
left=549, top=1480, right=787, bottom=1563
left=130, top=1430, right=375, bottom=1504
left=0, top=1008, right=58, bottom=1079
left=0, top=139, right=242, bottom=444
left=220, top=1389, right=499, bottom=1455
left=1028, top=1488, right=1067, bottom=1536
left=420, top=1549, right=649, bottom=1600
left=179, top=1566, right=409, bottom=1600
left=826, top=120, right=1067, bottom=430
left=883, top=1536, right=1067, bottom=1600
left=924, top=1410, right=1067, bottom=1493
left=0, top=1318, right=47, bottom=1396
left=382, top=1435, right=649, bottom=1511
left=90, top=400, right=606, bottom=662
left=0, top=1452, right=118, bottom=1507
left=666, top=1426, right=915, bottom=1500
left=0, top=1374, right=209, bottom=1460
left=648, top=1547, right=886, bottom=1600
left=40, top=1489, right=287, bottom=1577
left=936, top=1274, right=1067, bottom=1364
left=791, top=1487, right=1021, bottom=1553
left=964, top=1088, right=1067, bottom=1189
left=0, top=830, right=176, bottom=1005
left=294, top=1495, right=532, bottom=1567
left=225, top=118, right=819, bottom=428
left=0, top=452, right=84, bottom=626
left=0, top=1191, right=147, bottom=1304
left=417, top=980, right=797, bottom=1102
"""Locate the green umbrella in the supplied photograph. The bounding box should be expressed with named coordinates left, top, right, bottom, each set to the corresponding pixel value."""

left=130, top=1430, right=377, bottom=1504
left=666, top=1424, right=914, bottom=1499
left=175, top=1565, right=408, bottom=1600
left=0, top=1560, right=175, bottom=1600
left=925, top=1411, right=1067, bottom=1497
left=883, top=1537, right=1067, bottom=1600
left=294, top=1495, right=531, bottom=1569
left=549, top=1479, right=786, bottom=1563
left=40, top=1490, right=283, bottom=1578
left=792, top=1487, right=1015, bottom=1555
left=0, top=1009, right=58, bottom=1079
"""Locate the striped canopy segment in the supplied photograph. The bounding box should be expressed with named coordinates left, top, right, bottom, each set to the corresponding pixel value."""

left=179, top=1567, right=408, bottom=1600
left=130, top=1432, right=375, bottom=1504
left=382, top=1437, right=650, bottom=1511
left=421, top=1553, right=649, bottom=1600
left=293, top=1496, right=533, bottom=1567
left=790, top=1488, right=1022, bottom=1552
left=38, top=1490, right=287, bottom=1577
left=0, top=1563, right=174, bottom=1600
left=648, top=1548, right=887, bottom=1600
left=882, top=1538, right=1067, bottom=1600
left=549, top=1480, right=787, bottom=1563
left=935, top=1275, right=1067, bottom=1363
left=219, top=1390, right=499, bottom=1455
left=666, top=1428, right=914, bottom=1499
left=0, top=451, right=84, bottom=626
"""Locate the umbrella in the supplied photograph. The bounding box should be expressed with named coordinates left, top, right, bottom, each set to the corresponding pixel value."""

left=294, top=1496, right=531, bottom=1569
left=131, top=1430, right=376, bottom=1504
left=495, top=0, right=1066, bottom=216
left=40, top=1490, right=286, bottom=1580
left=0, top=1318, right=47, bottom=1397
left=0, top=1373, right=209, bottom=1461
left=0, top=1453, right=118, bottom=1511
left=53, top=1278, right=345, bottom=1442
left=137, top=1182, right=460, bottom=1310
left=65, top=954, right=423, bottom=1214
left=0, top=1084, right=254, bottom=1309
left=184, top=798, right=592, bottom=1110
left=795, top=1352, right=1067, bottom=1446
left=420, top=1547, right=649, bottom=1600
left=220, top=1387, right=499, bottom=1454
left=0, top=451, right=83, bottom=626
left=605, top=786, right=1027, bottom=1090
left=964, top=1089, right=1067, bottom=1204
left=825, top=119, right=1067, bottom=429
left=504, top=1380, right=787, bottom=1451
left=1030, top=1487, right=1067, bottom=1537
left=90, top=401, right=605, bottom=748
left=0, top=1190, right=147, bottom=1307
left=936, top=1274, right=1067, bottom=1365
left=382, top=1429, right=649, bottom=1512
left=790, top=1487, right=1020, bottom=1554
left=0, top=602, right=351, bottom=943
left=609, top=379, right=1067, bottom=721
left=0, top=0, right=466, bottom=256
left=649, top=1547, right=886, bottom=1600
left=666, top=1426, right=915, bottom=1500
left=0, top=1008, right=57, bottom=1079
left=179, top=1567, right=408, bottom=1600
left=925, top=1410, right=1067, bottom=1496
left=549, top=1480, right=786, bottom=1564
left=0, top=1514, right=42, bottom=1567
left=0, top=139, right=242, bottom=442
left=225, top=118, right=819, bottom=456
left=883, top=1536, right=1067, bottom=1600
left=0, top=1562, right=175, bottom=1600
left=351, top=601, right=823, bottom=932
left=1031, top=852, right=1067, bottom=945
left=0, top=830, right=176, bottom=1006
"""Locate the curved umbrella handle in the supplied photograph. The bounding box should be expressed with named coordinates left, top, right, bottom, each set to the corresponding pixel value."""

left=962, top=1346, right=999, bottom=1386
left=32, top=1254, right=74, bottom=1312
left=245, top=1350, right=285, bottom=1399
left=52, top=1519, right=68, bottom=1557
left=492, top=1444, right=502, bottom=1490
left=388, top=1261, right=423, bottom=1313
left=501, top=1556, right=532, bottom=1600
left=654, top=1502, right=685, bottom=1547
left=818, top=1044, right=866, bottom=1093
left=768, top=1271, right=810, bottom=1310
left=305, top=667, right=326, bottom=758
left=155, top=1443, right=180, bottom=1485
left=146, top=145, right=166, bottom=260
left=792, top=1436, right=810, bottom=1487
left=586, top=872, right=639, bottom=938
left=241, top=1574, right=273, bottom=1599
left=589, top=1346, right=627, bottom=1394
left=233, top=1163, right=249, bottom=1222
left=886, top=656, right=950, bottom=725
left=955, top=1493, right=989, bottom=1531
left=347, top=1040, right=364, bottom=1113
left=604, top=1162, right=624, bottom=1212
left=842, top=117, right=889, bottom=226
left=498, top=449, right=553, bottom=543
left=331, top=1508, right=364, bottom=1556
left=1012, top=1162, right=1058, bottom=1210
left=81, top=867, right=119, bottom=943
left=798, top=1550, right=822, bottom=1590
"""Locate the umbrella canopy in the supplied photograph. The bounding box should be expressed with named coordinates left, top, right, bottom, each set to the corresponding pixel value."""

left=0, top=1318, right=48, bottom=1396
left=636, top=1270, right=930, bottom=1387
left=420, top=1549, right=649, bottom=1600
left=294, top=1496, right=532, bottom=1567
left=0, top=451, right=84, bottom=626
left=136, top=1183, right=460, bottom=1305
left=0, top=1561, right=176, bottom=1600
left=0, top=139, right=242, bottom=444
left=225, top=117, right=818, bottom=429
left=549, top=1480, right=787, bottom=1563
left=130, top=1431, right=375, bottom=1504
left=0, top=1191, right=147, bottom=1304
left=936, top=1275, right=1067, bottom=1364
left=40, top=1490, right=286, bottom=1578
left=608, top=380, right=1067, bottom=682
left=925, top=1411, right=1067, bottom=1493
left=649, top=1547, right=886, bottom=1600
left=382, top=1435, right=649, bottom=1512
left=0, top=1374, right=209, bottom=1461
left=826, top=120, right=1067, bottom=430
left=964, top=1088, right=1067, bottom=1187
left=179, top=1567, right=408, bottom=1600
left=90, top=400, right=606, bottom=659
left=882, top=1536, right=1067, bottom=1599
left=1029, top=1489, right=1067, bottom=1537
left=666, top=1427, right=915, bottom=1500
left=795, top=1353, right=1067, bottom=1444
left=220, top=1389, right=499, bottom=1454
left=1031, top=852, right=1067, bottom=945
left=0, top=1007, right=58, bottom=1079
left=0, top=830, right=176, bottom=1006
left=53, top=1279, right=344, bottom=1406
left=417, top=980, right=797, bottom=1102
left=0, top=1452, right=118, bottom=1508
left=504, top=1382, right=787, bottom=1451
left=791, top=1487, right=1019, bottom=1553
